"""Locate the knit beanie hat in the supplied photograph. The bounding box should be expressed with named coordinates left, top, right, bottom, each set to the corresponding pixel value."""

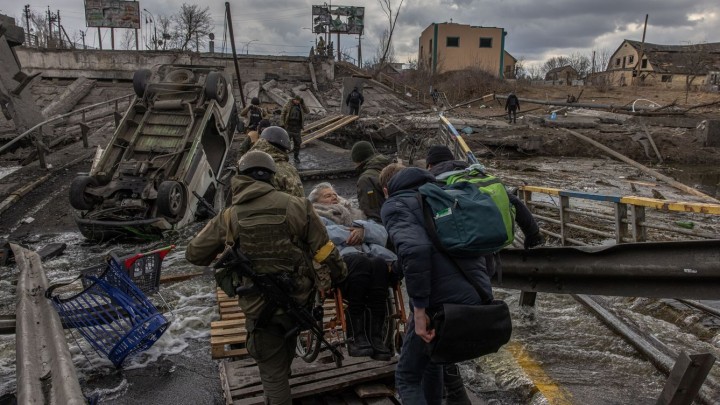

left=426, top=145, right=455, bottom=167
left=351, top=141, right=375, bottom=163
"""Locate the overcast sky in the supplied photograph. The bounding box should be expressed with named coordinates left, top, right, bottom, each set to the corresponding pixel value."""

left=5, top=0, right=719, bottom=69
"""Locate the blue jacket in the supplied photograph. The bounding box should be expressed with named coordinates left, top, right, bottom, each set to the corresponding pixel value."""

left=319, top=216, right=397, bottom=263
left=380, top=167, right=492, bottom=310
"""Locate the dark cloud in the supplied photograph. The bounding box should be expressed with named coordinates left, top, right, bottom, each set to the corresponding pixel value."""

left=12, top=0, right=720, bottom=65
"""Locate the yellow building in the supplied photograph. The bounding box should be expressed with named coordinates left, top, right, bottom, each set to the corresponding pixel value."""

left=418, top=22, right=511, bottom=77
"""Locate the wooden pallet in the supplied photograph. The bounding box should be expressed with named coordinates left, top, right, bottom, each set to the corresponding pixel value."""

left=211, top=289, right=345, bottom=360
left=222, top=349, right=397, bottom=405
left=211, top=289, right=249, bottom=359
left=302, top=114, right=345, bottom=134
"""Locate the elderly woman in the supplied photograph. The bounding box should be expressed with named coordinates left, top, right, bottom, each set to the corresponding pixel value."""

left=308, top=182, right=395, bottom=361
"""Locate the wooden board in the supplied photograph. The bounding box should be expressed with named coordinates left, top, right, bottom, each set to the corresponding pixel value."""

left=211, top=288, right=250, bottom=359
left=227, top=348, right=397, bottom=405
left=301, top=115, right=359, bottom=145
left=302, top=115, right=344, bottom=134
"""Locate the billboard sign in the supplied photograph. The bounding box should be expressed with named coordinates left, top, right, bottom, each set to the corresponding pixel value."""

left=312, top=5, right=364, bottom=35
left=85, top=0, right=141, bottom=29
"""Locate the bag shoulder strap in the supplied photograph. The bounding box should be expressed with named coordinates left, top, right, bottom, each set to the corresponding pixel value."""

left=415, top=193, right=492, bottom=303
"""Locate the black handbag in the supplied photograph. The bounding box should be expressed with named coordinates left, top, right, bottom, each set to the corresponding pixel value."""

left=419, top=197, right=513, bottom=364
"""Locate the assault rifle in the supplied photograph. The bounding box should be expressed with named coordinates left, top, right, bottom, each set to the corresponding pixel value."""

left=214, top=244, right=345, bottom=365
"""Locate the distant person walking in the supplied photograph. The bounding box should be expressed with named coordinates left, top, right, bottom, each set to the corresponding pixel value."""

left=240, top=97, right=269, bottom=132
left=281, top=95, right=310, bottom=163
left=345, top=86, right=364, bottom=115
left=505, top=92, right=520, bottom=124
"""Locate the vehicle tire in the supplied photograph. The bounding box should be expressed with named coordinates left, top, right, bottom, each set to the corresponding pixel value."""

left=157, top=181, right=186, bottom=218
left=69, top=175, right=99, bottom=211
left=133, top=69, right=152, bottom=98
left=204, top=72, right=228, bottom=106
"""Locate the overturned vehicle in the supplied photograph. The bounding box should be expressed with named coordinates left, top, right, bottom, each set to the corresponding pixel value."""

left=69, top=65, right=237, bottom=241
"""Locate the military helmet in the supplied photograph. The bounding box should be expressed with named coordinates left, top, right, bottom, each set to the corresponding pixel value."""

left=238, top=151, right=276, bottom=174
left=260, top=126, right=291, bottom=151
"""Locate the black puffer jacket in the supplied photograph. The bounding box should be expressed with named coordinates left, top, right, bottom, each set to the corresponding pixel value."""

left=380, top=167, right=491, bottom=310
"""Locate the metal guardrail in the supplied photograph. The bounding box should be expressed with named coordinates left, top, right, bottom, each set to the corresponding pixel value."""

left=377, top=72, right=427, bottom=103
left=12, top=244, right=85, bottom=405
left=0, top=93, right=134, bottom=168
left=518, top=185, right=720, bottom=246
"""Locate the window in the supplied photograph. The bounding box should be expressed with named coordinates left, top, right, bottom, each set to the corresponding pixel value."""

left=446, top=37, right=459, bottom=47
left=628, top=55, right=634, bottom=64
left=479, top=37, right=492, bottom=48
left=641, top=59, right=648, bottom=68
left=615, top=58, right=621, bottom=66
left=661, top=75, right=672, bottom=83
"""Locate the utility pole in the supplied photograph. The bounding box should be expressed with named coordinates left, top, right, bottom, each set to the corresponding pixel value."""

left=80, top=30, right=86, bottom=49
left=225, top=2, right=246, bottom=108
left=23, top=5, right=30, bottom=45
left=47, top=6, right=52, bottom=42
left=634, top=13, right=649, bottom=85
left=57, top=10, right=63, bottom=48
left=592, top=50, right=596, bottom=74
left=357, top=35, right=362, bottom=68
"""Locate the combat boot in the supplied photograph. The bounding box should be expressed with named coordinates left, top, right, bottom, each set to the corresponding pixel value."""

left=345, top=309, right=373, bottom=357
left=368, top=311, right=392, bottom=361
left=444, top=364, right=472, bottom=405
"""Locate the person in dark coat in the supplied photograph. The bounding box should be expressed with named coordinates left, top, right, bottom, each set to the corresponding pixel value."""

left=380, top=167, right=493, bottom=405
left=351, top=141, right=391, bottom=222
left=504, top=92, right=520, bottom=124
left=424, top=145, right=543, bottom=404
left=345, top=86, right=364, bottom=115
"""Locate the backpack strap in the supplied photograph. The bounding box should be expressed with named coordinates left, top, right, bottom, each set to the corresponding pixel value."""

left=415, top=193, right=493, bottom=303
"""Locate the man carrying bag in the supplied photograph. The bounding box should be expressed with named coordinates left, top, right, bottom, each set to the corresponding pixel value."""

left=380, top=166, right=512, bottom=405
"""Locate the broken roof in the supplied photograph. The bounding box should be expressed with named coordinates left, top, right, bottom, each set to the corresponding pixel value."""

left=623, top=39, right=720, bottom=74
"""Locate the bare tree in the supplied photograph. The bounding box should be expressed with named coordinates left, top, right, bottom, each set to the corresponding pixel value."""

left=22, top=10, right=49, bottom=47
left=513, top=57, right=527, bottom=79
left=590, top=47, right=612, bottom=73
left=172, top=4, right=212, bottom=52
left=568, top=52, right=591, bottom=78
left=158, top=15, right=174, bottom=50
left=119, top=29, right=135, bottom=50
left=376, top=0, right=405, bottom=72
left=542, top=56, right=570, bottom=76
left=682, top=43, right=713, bottom=103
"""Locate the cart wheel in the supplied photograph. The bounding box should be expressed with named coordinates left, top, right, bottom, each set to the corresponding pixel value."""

left=133, top=69, right=152, bottom=98
left=333, top=351, right=343, bottom=368
left=204, top=72, right=228, bottom=106
left=69, top=175, right=99, bottom=211
left=157, top=181, right=186, bottom=218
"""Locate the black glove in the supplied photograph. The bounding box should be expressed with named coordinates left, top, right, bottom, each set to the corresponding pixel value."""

left=524, top=232, right=544, bottom=249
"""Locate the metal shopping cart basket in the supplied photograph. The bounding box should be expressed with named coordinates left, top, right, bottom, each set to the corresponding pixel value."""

left=45, top=248, right=173, bottom=367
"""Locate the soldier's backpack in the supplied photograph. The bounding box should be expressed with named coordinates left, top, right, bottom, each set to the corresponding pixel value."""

left=417, top=164, right=515, bottom=257
left=288, top=104, right=302, bottom=124
left=248, top=106, right=263, bottom=129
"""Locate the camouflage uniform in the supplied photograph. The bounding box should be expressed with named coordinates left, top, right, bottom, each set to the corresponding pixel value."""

left=186, top=174, right=347, bottom=405
left=250, top=138, right=304, bottom=198
left=281, top=98, right=310, bottom=160
left=356, top=153, right=391, bottom=222
left=237, top=130, right=260, bottom=157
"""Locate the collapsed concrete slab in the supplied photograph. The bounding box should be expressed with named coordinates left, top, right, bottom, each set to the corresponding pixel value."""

left=41, top=76, right=96, bottom=118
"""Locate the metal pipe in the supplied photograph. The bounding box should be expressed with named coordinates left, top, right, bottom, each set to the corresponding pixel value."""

left=225, top=2, right=246, bottom=108
left=564, top=222, right=615, bottom=239
left=495, top=95, right=662, bottom=112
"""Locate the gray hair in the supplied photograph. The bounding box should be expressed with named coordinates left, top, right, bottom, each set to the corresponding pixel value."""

left=308, top=182, right=334, bottom=203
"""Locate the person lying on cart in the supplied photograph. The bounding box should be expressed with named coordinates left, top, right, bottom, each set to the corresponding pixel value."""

left=308, top=182, right=397, bottom=361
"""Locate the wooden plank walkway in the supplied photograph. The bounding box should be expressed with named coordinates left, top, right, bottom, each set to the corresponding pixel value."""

left=212, top=289, right=400, bottom=404
left=221, top=350, right=397, bottom=405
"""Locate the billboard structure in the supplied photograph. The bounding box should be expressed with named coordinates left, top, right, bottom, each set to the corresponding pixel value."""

left=312, top=5, right=364, bottom=35
left=84, top=0, right=141, bottom=29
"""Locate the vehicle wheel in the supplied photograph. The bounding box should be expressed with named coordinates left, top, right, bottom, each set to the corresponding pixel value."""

left=133, top=69, right=152, bottom=98
left=69, top=176, right=99, bottom=211
left=157, top=181, right=186, bottom=218
left=204, top=72, right=228, bottom=106
left=296, top=291, right=323, bottom=363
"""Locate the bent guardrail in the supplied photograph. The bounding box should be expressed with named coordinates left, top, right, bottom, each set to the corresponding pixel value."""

left=12, top=244, right=85, bottom=405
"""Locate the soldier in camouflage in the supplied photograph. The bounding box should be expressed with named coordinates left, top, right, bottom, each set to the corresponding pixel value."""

left=281, top=96, right=310, bottom=163
left=186, top=150, right=347, bottom=405
left=249, top=126, right=304, bottom=198
left=350, top=141, right=392, bottom=222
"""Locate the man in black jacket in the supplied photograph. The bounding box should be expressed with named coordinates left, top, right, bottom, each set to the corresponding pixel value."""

left=504, top=92, right=520, bottom=123
left=345, top=86, right=364, bottom=115
left=425, top=145, right=543, bottom=404
left=380, top=166, right=493, bottom=404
